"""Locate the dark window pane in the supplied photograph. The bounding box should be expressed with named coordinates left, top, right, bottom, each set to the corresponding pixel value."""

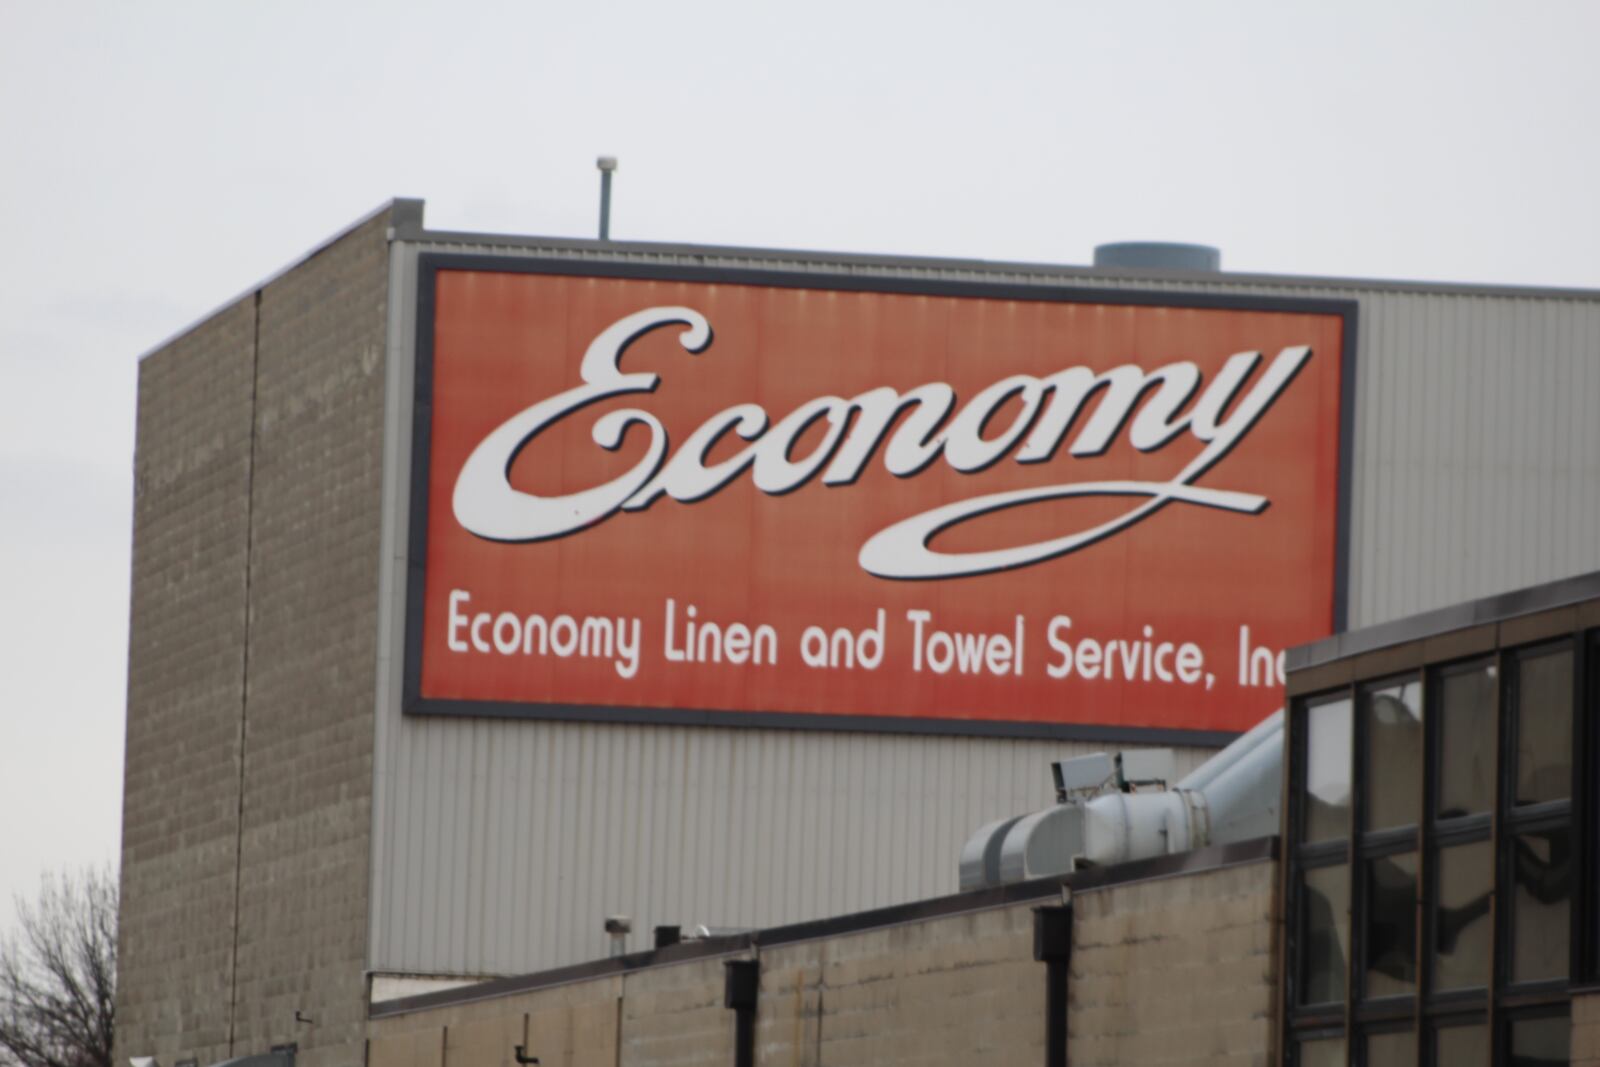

left=1365, top=852, right=1417, bottom=998
left=1301, top=864, right=1349, bottom=1005
left=1434, top=1023, right=1488, bottom=1067
left=1513, top=648, right=1572, bottom=806
left=1510, top=825, right=1572, bottom=983
left=1367, top=1029, right=1415, bottom=1067
left=1297, top=1035, right=1346, bottom=1067
left=1305, top=696, right=1352, bottom=842
left=1509, top=1014, right=1569, bottom=1067
left=1437, top=663, right=1494, bottom=819
left=1364, top=679, right=1422, bottom=830
left=1433, top=841, right=1492, bottom=991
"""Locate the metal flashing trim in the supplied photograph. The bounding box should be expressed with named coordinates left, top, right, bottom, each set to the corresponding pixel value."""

left=393, top=212, right=1600, bottom=304
left=366, top=836, right=1278, bottom=1020
left=366, top=940, right=753, bottom=1019
left=392, top=694, right=1247, bottom=746
left=1286, top=569, right=1600, bottom=673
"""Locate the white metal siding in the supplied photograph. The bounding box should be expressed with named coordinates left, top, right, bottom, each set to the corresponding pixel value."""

left=369, top=237, right=1600, bottom=976
left=369, top=717, right=1216, bottom=974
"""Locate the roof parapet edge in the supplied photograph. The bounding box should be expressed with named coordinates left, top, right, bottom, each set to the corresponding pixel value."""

left=1288, top=569, right=1600, bottom=673
left=395, top=216, right=1600, bottom=303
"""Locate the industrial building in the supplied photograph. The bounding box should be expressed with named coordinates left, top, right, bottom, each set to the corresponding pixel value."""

left=115, top=200, right=1600, bottom=1067
left=357, top=572, right=1600, bottom=1067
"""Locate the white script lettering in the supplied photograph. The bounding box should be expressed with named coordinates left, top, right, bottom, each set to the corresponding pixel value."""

left=450, top=307, right=1314, bottom=579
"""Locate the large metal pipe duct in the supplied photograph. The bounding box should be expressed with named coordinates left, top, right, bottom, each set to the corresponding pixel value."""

left=963, top=709, right=1284, bottom=885
left=1081, top=710, right=1281, bottom=867
left=958, top=814, right=1027, bottom=891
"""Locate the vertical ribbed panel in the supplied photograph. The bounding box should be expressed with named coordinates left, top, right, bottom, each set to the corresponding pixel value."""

left=369, top=238, right=1600, bottom=977
left=370, top=716, right=1217, bottom=974
left=1340, top=290, right=1600, bottom=624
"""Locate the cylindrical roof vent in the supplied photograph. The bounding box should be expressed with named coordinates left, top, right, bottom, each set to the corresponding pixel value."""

left=1094, top=241, right=1221, bottom=272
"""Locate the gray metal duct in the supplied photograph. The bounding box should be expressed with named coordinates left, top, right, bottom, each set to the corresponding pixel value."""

left=957, top=814, right=1027, bottom=891
left=963, top=709, right=1283, bottom=886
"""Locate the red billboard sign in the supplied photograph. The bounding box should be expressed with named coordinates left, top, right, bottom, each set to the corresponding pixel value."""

left=404, top=257, right=1353, bottom=739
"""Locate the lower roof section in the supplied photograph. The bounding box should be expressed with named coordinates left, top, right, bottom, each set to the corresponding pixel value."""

left=368, top=835, right=1277, bottom=1019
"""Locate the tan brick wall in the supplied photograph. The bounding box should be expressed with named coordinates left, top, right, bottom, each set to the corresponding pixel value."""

left=1573, top=992, right=1600, bottom=1067
left=116, top=295, right=259, bottom=1067
left=227, top=206, right=390, bottom=1067
left=1069, top=861, right=1279, bottom=1067
left=769, top=905, right=1046, bottom=1066
left=621, top=957, right=731, bottom=1066
left=753, top=945, right=822, bottom=1067
left=116, top=209, right=392, bottom=1067
left=369, top=976, right=623, bottom=1067
left=371, top=903, right=1050, bottom=1067
left=369, top=859, right=1279, bottom=1067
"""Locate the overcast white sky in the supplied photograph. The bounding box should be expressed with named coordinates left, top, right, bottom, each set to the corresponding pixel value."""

left=1, top=0, right=1598, bottom=935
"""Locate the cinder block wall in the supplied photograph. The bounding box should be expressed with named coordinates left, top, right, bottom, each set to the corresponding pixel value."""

left=227, top=207, right=391, bottom=1066
left=620, top=957, right=732, bottom=1066
left=367, top=858, right=1280, bottom=1067
left=759, top=905, right=1045, bottom=1066
left=1069, top=861, right=1279, bottom=1067
left=368, top=975, right=623, bottom=1067
left=368, top=900, right=1051, bottom=1066
left=116, top=208, right=393, bottom=1067
left=117, top=296, right=259, bottom=1067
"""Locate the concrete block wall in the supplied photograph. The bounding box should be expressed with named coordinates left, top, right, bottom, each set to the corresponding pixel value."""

left=116, top=207, right=393, bottom=1067
left=620, top=957, right=732, bottom=1067
left=759, top=905, right=1045, bottom=1066
left=117, top=296, right=259, bottom=1067
left=368, top=974, right=623, bottom=1067
left=367, top=857, right=1281, bottom=1067
left=1069, top=861, right=1279, bottom=1067
left=368, top=900, right=1051, bottom=1067
left=227, top=206, right=391, bottom=1067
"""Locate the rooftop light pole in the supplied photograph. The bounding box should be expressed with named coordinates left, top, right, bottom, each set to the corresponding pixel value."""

left=596, top=156, right=617, bottom=240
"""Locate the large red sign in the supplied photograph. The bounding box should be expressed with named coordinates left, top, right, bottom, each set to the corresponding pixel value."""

left=404, top=257, right=1352, bottom=738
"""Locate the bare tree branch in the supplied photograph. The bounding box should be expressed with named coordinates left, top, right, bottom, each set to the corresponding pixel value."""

left=0, top=868, right=116, bottom=1067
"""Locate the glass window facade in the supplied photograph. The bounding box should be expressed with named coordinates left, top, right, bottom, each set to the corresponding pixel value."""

left=1513, top=649, right=1572, bottom=807
left=1508, top=825, right=1571, bottom=984
left=1365, top=851, right=1417, bottom=998
left=1365, top=679, right=1423, bottom=830
left=1285, top=616, right=1595, bottom=1067
left=1437, top=663, right=1495, bottom=819
left=1432, top=840, right=1492, bottom=992
left=1302, top=864, right=1350, bottom=1005
left=1306, top=694, right=1353, bottom=843
left=1508, top=1014, right=1569, bottom=1067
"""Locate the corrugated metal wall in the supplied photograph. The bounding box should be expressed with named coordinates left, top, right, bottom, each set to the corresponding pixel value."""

left=368, top=717, right=1217, bottom=974
left=368, top=229, right=1600, bottom=976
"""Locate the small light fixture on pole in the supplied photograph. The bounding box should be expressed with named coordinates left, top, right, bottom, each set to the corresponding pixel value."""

left=596, top=156, right=618, bottom=240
